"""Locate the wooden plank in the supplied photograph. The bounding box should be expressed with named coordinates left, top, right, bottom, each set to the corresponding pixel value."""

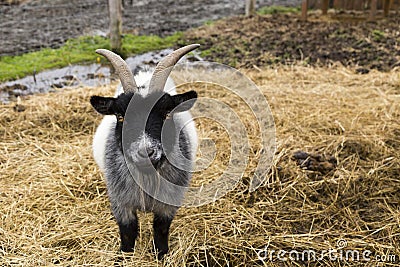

left=245, top=0, right=256, bottom=16
left=301, top=0, right=309, bottom=21
left=369, top=0, right=378, bottom=20
left=333, top=0, right=344, bottom=9
left=322, top=0, right=329, bottom=14
left=383, top=0, right=391, bottom=16
left=354, top=0, right=363, bottom=10
left=109, top=0, right=122, bottom=53
left=345, top=0, right=353, bottom=9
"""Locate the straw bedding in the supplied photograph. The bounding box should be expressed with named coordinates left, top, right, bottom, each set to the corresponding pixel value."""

left=0, top=66, right=399, bottom=266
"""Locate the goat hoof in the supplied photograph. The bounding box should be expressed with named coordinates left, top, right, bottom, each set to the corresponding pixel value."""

left=157, top=249, right=168, bottom=260
left=120, top=246, right=135, bottom=253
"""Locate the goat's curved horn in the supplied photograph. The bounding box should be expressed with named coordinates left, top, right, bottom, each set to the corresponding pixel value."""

left=96, top=49, right=138, bottom=93
left=149, top=44, right=200, bottom=92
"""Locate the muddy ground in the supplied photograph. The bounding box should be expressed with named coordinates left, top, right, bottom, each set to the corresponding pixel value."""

left=3, top=1, right=398, bottom=72
left=183, top=11, right=400, bottom=72
left=0, top=0, right=301, bottom=56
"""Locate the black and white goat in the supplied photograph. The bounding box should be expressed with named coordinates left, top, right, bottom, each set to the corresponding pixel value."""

left=90, top=45, right=199, bottom=259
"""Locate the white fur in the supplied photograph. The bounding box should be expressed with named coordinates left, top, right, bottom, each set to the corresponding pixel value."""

left=93, top=115, right=115, bottom=172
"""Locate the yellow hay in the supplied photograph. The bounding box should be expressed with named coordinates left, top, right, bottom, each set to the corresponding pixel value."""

left=0, top=66, right=399, bottom=266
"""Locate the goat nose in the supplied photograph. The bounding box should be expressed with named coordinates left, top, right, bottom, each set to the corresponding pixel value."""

left=147, top=147, right=155, bottom=157
left=138, top=147, right=155, bottom=158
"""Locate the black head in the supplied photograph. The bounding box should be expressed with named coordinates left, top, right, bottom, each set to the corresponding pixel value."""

left=90, top=90, right=197, bottom=169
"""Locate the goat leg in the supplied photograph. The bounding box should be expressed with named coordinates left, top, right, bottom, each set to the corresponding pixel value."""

left=153, top=213, right=173, bottom=260
left=118, top=216, right=139, bottom=252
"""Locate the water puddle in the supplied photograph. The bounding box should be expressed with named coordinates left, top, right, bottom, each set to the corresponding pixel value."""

left=0, top=48, right=176, bottom=103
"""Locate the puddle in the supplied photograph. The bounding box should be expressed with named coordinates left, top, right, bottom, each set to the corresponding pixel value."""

left=0, top=48, right=177, bottom=103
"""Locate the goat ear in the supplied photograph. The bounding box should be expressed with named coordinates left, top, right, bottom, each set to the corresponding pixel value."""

left=170, top=91, right=197, bottom=113
left=90, top=96, right=116, bottom=115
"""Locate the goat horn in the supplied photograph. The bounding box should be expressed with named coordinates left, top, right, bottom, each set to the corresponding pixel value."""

left=96, top=49, right=138, bottom=93
left=149, top=44, right=200, bottom=92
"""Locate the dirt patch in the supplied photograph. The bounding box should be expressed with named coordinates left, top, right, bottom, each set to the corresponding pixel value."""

left=0, top=0, right=295, bottom=56
left=183, top=12, right=400, bottom=71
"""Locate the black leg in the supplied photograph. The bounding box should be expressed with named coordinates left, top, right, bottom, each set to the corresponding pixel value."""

left=118, top=217, right=139, bottom=253
left=153, top=214, right=174, bottom=260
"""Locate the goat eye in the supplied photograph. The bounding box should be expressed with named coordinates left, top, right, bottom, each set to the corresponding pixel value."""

left=116, top=114, right=124, bottom=122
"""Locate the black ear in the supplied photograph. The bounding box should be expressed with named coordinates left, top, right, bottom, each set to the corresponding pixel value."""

left=170, top=91, right=197, bottom=113
left=90, top=96, right=116, bottom=115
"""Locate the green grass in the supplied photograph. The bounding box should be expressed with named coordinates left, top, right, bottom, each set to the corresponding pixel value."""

left=372, top=29, right=385, bottom=41
left=257, top=5, right=300, bottom=15
left=0, top=32, right=183, bottom=82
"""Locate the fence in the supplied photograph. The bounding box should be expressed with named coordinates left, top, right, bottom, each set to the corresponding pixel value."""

left=302, top=0, right=400, bottom=20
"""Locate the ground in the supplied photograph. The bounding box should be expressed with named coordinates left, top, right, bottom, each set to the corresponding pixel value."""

left=0, top=65, right=399, bottom=266
left=0, top=0, right=299, bottom=56
left=0, top=2, right=399, bottom=267
left=183, top=11, right=400, bottom=72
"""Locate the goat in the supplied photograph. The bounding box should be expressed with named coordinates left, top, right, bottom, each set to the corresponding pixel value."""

left=90, top=44, right=199, bottom=259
